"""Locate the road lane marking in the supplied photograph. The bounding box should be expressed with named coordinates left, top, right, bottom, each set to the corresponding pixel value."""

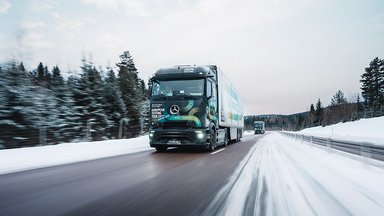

left=210, top=148, right=225, bottom=155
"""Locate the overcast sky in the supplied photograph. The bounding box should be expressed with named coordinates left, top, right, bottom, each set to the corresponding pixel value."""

left=1, top=0, right=383, bottom=115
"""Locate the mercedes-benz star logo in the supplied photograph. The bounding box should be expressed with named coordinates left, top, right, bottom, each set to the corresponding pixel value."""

left=170, top=105, right=180, bottom=115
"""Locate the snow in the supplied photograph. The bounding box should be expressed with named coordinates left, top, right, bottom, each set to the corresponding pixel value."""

left=297, top=117, right=384, bottom=145
left=206, top=132, right=384, bottom=216
left=0, top=131, right=261, bottom=175
left=2, top=117, right=384, bottom=215
left=0, top=136, right=152, bottom=175
left=243, top=130, right=255, bottom=136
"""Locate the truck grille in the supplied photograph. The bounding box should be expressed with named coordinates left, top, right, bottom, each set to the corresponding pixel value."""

left=162, top=121, right=189, bottom=129
left=160, top=131, right=189, bottom=139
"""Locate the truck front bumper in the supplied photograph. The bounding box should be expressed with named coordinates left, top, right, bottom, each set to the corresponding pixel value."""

left=149, top=128, right=208, bottom=147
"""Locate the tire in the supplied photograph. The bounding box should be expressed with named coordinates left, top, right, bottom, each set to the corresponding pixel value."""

left=155, top=146, right=167, bottom=152
left=223, top=132, right=228, bottom=146
left=208, top=128, right=216, bottom=152
left=236, top=130, right=241, bottom=142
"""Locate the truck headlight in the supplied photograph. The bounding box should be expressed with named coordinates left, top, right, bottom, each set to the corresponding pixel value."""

left=149, top=131, right=155, bottom=138
left=195, top=131, right=205, bottom=139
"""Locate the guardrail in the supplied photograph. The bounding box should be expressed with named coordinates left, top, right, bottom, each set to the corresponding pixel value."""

left=280, top=132, right=384, bottom=161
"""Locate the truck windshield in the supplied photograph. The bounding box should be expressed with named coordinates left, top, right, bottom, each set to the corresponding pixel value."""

left=151, top=79, right=204, bottom=97
left=255, top=123, right=264, bottom=128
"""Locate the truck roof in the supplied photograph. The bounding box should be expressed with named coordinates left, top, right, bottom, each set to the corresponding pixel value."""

left=153, top=65, right=217, bottom=80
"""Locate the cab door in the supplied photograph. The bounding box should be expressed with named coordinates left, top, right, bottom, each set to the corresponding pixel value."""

left=207, top=79, right=218, bottom=125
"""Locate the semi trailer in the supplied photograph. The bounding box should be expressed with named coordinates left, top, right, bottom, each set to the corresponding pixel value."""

left=148, top=65, right=244, bottom=152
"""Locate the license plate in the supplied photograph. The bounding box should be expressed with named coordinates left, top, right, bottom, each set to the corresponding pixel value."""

left=168, top=140, right=181, bottom=145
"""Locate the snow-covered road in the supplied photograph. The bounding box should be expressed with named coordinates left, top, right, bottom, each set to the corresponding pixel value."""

left=2, top=127, right=384, bottom=215
left=206, top=132, right=384, bottom=216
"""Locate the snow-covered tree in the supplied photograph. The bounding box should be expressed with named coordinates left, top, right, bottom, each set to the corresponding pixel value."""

left=360, top=57, right=384, bottom=113
left=50, top=66, right=81, bottom=142
left=0, top=52, right=149, bottom=148
left=0, top=62, right=37, bottom=148
left=103, top=68, right=127, bottom=138
left=78, top=58, right=109, bottom=140
left=66, top=75, right=86, bottom=140
left=117, top=51, right=144, bottom=137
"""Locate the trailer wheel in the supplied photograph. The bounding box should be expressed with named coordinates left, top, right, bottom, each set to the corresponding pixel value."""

left=223, top=132, right=228, bottom=146
left=236, top=130, right=241, bottom=142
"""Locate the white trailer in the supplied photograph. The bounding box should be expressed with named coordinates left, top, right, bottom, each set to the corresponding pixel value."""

left=216, top=67, right=244, bottom=141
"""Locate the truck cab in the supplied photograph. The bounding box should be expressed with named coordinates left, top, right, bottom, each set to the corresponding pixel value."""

left=149, top=65, right=228, bottom=152
left=254, top=121, right=265, bottom=134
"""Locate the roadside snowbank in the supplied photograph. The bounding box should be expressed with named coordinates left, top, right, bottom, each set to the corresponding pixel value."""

left=298, top=117, right=384, bottom=144
left=0, top=136, right=152, bottom=175
left=206, top=132, right=384, bottom=216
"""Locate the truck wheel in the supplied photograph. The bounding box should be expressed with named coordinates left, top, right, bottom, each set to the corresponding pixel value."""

left=156, top=146, right=167, bottom=152
left=208, top=128, right=216, bottom=152
left=236, top=130, right=241, bottom=142
left=223, top=132, right=228, bottom=146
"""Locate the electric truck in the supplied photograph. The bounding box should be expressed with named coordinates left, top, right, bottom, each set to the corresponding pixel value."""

left=149, top=65, right=244, bottom=152
left=254, top=121, right=265, bottom=134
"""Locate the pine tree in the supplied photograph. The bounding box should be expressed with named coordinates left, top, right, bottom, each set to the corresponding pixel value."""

left=331, top=90, right=347, bottom=106
left=0, top=62, right=37, bottom=148
left=78, top=58, right=109, bottom=140
left=141, top=99, right=150, bottom=133
left=328, top=90, right=348, bottom=124
left=44, top=65, right=52, bottom=88
left=379, top=58, right=384, bottom=108
left=27, top=63, right=61, bottom=145
left=32, top=86, right=58, bottom=145
left=67, top=75, right=86, bottom=140
left=1, top=52, right=151, bottom=147
left=51, top=66, right=81, bottom=142
left=138, top=78, right=149, bottom=133
left=52, top=66, right=64, bottom=86
left=310, top=104, right=315, bottom=114
left=356, top=94, right=363, bottom=119
left=147, top=76, right=153, bottom=97
left=314, top=99, right=323, bottom=126
left=360, top=57, right=384, bottom=114
left=0, top=65, right=8, bottom=148
left=37, top=62, right=45, bottom=83
left=309, top=103, right=316, bottom=126
left=104, top=68, right=127, bottom=138
left=117, top=51, right=143, bottom=137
